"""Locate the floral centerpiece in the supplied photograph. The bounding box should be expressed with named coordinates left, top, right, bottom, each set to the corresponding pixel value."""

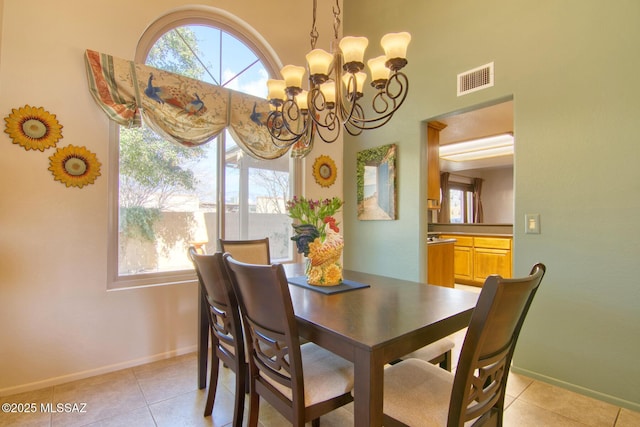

left=286, top=196, right=344, bottom=286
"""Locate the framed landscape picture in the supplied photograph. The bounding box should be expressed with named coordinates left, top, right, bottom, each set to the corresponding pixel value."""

left=356, top=144, right=397, bottom=220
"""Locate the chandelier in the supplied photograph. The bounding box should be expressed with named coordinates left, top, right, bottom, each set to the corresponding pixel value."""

left=266, top=0, right=411, bottom=148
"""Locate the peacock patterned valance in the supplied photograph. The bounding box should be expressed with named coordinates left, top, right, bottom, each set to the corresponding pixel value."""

left=84, top=49, right=311, bottom=159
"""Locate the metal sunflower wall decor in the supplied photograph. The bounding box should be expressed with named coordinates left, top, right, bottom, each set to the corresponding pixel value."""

left=48, top=145, right=102, bottom=188
left=4, top=105, right=63, bottom=151
left=312, top=155, right=337, bottom=188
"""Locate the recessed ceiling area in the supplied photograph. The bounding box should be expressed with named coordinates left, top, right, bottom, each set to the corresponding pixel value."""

left=437, top=100, right=513, bottom=172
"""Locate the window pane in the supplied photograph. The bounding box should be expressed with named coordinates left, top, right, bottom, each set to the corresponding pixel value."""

left=118, top=125, right=215, bottom=275
left=449, top=189, right=464, bottom=223
left=224, top=135, right=293, bottom=261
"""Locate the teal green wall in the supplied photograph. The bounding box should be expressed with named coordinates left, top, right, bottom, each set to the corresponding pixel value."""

left=343, top=0, right=639, bottom=410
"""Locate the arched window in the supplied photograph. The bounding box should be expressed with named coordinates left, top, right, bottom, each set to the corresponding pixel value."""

left=109, top=8, right=296, bottom=289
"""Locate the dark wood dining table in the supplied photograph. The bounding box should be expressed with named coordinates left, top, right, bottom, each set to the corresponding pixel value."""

left=197, top=264, right=479, bottom=427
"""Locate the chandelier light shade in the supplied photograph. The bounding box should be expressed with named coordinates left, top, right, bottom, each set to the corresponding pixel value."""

left=280, top=65, right=306, bottom=93
left=306, top=49, right=334, bottom=77
left=295, top=90, right=309, bottom=110
left=266, top=0, right=411, bottom=148
left=267, top=79, right=286, bottom=103
left=381, top=32, right=412, bottom=62
left=367, top=55, right=390, bottom=87
left=339, top=36, right=368, bottom=66
left=320, top=81, right=336, bottom=104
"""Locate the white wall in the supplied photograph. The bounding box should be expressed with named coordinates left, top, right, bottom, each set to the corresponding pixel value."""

left=0, top=0, right=341, bottom=394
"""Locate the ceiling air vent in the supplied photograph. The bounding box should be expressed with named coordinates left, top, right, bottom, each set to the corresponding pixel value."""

left=457, top=62, right=494, bottom=96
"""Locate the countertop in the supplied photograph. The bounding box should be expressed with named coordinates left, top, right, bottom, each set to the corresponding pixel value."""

left=427, top=237, right=457, bottom=245
left=431, top=232, right=513, bottom=238
left=428, top=223, right=513, bottom=236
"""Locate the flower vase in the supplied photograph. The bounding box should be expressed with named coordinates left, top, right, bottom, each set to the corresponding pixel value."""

left=305, top=229, right=344, bottom=286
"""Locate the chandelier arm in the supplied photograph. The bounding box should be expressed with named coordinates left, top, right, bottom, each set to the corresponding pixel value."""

left=279, top=100, right=312, bottom=137
left=348, top=111, right=395, bottom=132
left=344, top=73, right=409, bottom=131
left=271, top=120, right=315, bottom=149
left=371, top=90, right=392, bottom=114
left=342, top=102, right=365, bottom=136
left=384, top=72, right=409, bottom=102
left=266, top=103, right=313, bottom=148
left=282, top=100, right=303, bottom=123
left=313, top=120, right=341, bottom=143
left=266, top=111, right=292, bottom=140
left=336, top=91, right=363, bottom=128
left=307, top=87, right=340, bottom=132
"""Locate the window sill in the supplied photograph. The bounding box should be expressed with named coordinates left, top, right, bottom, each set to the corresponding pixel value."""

left=108, top=270, right=197, bottom=291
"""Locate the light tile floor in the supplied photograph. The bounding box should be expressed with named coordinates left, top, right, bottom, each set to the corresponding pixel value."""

left=2, top=352, right=638, bottom=426
left=1, top=286, right=638, bottom=426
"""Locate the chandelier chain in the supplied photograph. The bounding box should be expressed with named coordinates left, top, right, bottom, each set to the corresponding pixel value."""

left=310, top=0, right=319, bottom=49
left=332, top=0, right=341, bottom=43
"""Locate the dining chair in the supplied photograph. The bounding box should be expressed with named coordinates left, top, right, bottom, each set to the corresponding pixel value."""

left=219, top=237, right=270, bottom=265
left=400, top=337, right=456, bottom=371
left=189, top=247, right=247, bottom=426
left=383, top=263, right=546, bottom=427
left=223, top=254, right=355, bottom=427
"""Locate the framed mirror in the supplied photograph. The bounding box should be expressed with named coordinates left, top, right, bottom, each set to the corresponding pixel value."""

left=356, top=144, right=397, bottom=220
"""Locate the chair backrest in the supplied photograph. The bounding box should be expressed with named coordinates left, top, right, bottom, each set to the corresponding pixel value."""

left=189, top=247, right=245, bottom=366
left=449, top=263, right=546, bottom=427
left=219, top=238, right=271, bottom=265
left=222, top=254, right=305, bottom=412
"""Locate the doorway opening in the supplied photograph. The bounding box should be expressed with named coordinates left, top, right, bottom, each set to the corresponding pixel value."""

left=429, top=98, right=514, bottom=225
left=425, top=98, right=514, bottom=288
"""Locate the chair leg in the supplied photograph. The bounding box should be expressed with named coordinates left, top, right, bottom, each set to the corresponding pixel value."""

left=204, top=331, right=222, bottom=417
left=204, top=354, right=220, bottom=416
left=312, top=418, right=320, bottom=427
left=439, top=349, right=452, bottom=371
left=247, top=384, right=260, bottom=427
left=232, top=362, right=246, bottom=427
left=198, top=289, right=209, bottom=389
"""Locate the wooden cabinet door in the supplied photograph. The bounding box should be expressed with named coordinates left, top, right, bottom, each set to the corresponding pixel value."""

left=453, top=246, right=473, bottom=281
left=473, top=247, right=512, bottom=282
left=427, top=121, right=447, bottom=209
left=427, top=243, right=455, bottom=287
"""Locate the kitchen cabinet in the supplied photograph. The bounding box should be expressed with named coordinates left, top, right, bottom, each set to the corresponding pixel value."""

left=427, top=121, right=447, bottom=210
left=427, top=239, right=455, bottom=288
left=440, top=234, right=512, bottom=286
left=450, top=236, right=473, bottom=282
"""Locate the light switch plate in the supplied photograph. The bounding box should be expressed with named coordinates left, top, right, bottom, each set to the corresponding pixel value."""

left=525, top=214, right=540, bottom=234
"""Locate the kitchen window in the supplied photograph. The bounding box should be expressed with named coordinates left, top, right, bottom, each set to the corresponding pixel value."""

left=448, top=182, right=475, bottom=224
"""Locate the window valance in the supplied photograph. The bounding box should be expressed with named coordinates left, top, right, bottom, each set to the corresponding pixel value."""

left=84, top=49, right=310, bottom=159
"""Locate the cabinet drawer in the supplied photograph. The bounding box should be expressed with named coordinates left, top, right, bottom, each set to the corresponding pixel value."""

left=442, top=235, right=473, bottom=247
left=474, top=237, right=511, bottom=250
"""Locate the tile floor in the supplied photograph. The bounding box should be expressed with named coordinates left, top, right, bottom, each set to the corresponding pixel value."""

left=2, top=351, right=639, bottom=426
left=1, top=286, right=638, bottom=426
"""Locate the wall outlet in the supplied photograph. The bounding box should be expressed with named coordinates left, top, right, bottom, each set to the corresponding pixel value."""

left=525, top=213, right=540, bottom=234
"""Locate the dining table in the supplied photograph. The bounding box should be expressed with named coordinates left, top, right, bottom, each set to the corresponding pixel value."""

left=197, top=264, right=479, bottom=427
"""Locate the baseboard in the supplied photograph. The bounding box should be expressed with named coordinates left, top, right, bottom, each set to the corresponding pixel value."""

left=0, top=345, right=198, bottom=397
left=510, top=365, right=640, bottom=412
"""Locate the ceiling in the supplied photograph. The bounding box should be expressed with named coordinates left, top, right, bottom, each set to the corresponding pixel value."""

left=435, top=100, right=514, bottom=172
